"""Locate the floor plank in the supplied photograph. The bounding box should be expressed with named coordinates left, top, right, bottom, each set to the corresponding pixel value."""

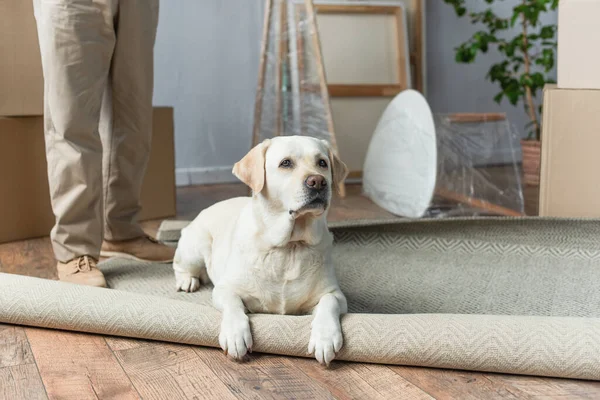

left=106, top=338, right=236, bottom=400
left=102, top=337, right=149, bottom=352
left=293, top=357, right=395, bottom=400
left=391, top=366, right=531, bottom=400
left=0, top=237, right=56, bottom=280
left=0, top=325, right=34, bottom=368
left=25, top=328, right=139, bottom=400
left=0, top=324, right=47, bottom=400
left=0, top=363, right=48, bottom=400
left=195, top=349, right=335, bottom=400
left=485, top=373, right=600, bottom=399
left=349, top=364, right=435, bottom=400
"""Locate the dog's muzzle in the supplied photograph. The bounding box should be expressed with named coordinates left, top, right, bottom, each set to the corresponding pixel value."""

left=289, top=176, right=330, bottom=216
left=305, top=175, right=327, bottom=192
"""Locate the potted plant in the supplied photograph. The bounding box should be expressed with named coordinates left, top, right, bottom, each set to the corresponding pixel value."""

left=443, top=0, right=558, bottom=186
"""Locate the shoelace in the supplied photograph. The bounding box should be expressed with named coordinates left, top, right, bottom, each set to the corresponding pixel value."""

left=76, top=256, right=96, bottom=272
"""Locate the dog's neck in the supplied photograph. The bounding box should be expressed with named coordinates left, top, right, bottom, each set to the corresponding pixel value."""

left=251, top=194, right=327, bottom=248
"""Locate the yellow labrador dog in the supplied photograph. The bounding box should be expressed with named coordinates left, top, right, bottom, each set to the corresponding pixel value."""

left=172, top=135, right=348, bottom=365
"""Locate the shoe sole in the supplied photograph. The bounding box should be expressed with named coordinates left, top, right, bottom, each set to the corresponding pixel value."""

left=58, top=278, right=107, bottom=288
left=100, top=250, right=173, bottom=264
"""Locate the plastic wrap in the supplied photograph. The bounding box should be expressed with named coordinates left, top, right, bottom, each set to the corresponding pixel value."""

left=254, top=0, right=334, bottom=144
left=425, top=114, right=525, bottom=217
left=363, top=107, right=525, bottom=218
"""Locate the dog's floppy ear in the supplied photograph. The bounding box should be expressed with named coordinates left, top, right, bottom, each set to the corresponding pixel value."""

left=233, top=139, right=271, bottom=194
left=324, top=141, right=349, bottom=194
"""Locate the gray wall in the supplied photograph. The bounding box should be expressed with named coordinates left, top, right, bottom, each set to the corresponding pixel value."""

left=152, top=0, right=264, bottom=185
left=153, top=0, right=557, bottom=185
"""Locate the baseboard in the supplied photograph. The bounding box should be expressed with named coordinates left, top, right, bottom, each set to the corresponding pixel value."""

left=175, top=166, right=239, bottom=187
left=175, top=170, right=191, bottom=186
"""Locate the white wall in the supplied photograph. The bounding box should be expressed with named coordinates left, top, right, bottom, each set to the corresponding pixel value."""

left=153, top=0, right=557, bottom=185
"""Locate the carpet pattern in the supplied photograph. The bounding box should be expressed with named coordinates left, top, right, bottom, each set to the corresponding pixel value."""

left=1, top=217, right=600, bottom=380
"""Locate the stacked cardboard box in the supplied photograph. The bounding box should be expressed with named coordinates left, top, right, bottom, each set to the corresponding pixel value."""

left=538, top=1, right=600, bottom=217
left=556, top=0, right=600, bottom=90
left=0, top=2, right=176, bottom=243
left=0, top=0, right=43, bottom=116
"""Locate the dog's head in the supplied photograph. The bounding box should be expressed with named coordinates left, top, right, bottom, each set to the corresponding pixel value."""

left=233, top=136, right=348, bottom=218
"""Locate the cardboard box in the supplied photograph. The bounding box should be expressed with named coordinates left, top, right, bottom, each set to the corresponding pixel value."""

left=139, top=107, right=177, bottom=222
left=0, top=0, right=44, bottom=116
left=0, top=107, right=176, bottom=243
left=539, top=85, right=600, bottom=217
left=557, top=0, right=600, bottom=89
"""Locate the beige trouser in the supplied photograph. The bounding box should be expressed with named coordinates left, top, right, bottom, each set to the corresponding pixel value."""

left=33, top=0, right=159, bottom=262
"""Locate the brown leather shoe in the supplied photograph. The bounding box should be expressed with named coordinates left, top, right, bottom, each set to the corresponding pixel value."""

left=57, top=256, right=107, bottom=287
left=100, top=236, right=175, bottom=263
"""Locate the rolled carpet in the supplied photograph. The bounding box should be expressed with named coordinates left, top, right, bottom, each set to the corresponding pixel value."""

left=1, top=217, right=599, bottom=380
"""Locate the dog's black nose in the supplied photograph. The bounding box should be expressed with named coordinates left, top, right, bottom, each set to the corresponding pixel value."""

left=305, top=175, right=327, bottom=191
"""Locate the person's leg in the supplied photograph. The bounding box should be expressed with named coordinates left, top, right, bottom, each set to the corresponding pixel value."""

left=99, top=0, right=174, bottom=262
left=33, top=0, right=116, bottom=286
left=100, top=0, right=158, bottom=241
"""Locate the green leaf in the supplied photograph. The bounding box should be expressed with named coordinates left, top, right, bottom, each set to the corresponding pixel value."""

left=455, top=45, right=476, bottom=63
left=520, top=74, right=534, bottom=87
left=539, top=25, right=555, bottom=39
left=504, top=41, right=516, bottom=57
left=531, top=72, right=546, bottom=87
left=507, top=90, right=520, bottom=105
left=470, top=43, right=480, bottom=57
left=495, top=19, right=508, bottom=30
left=510, top=10, right=521, bottom=27
left=541, top=48, right=555, bottom=71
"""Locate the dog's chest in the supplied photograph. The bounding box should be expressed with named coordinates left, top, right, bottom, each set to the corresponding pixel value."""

left=243, top=244, right=325, bottom=314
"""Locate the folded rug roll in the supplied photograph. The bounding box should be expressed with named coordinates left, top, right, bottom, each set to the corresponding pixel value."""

left=1, top=217, right=600, bottom=380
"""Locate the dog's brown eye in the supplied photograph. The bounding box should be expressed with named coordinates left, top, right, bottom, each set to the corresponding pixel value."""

left=318, top=159, right=328, bottom=168
left=279, top=159, right=292, bottom=168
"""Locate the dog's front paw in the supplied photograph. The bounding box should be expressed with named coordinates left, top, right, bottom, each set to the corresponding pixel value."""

left=219, top=314, right=253, bottom=361
left=174, top=271, right=201, bottom=292
left=308, top=316, right=343, bottom=366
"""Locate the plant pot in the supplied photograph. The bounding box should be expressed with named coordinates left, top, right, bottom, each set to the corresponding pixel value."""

left=521, top=139, right=541, bottom=186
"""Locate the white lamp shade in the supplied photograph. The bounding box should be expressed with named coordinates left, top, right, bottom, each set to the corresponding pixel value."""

left=362, top=90, right=437, bottom=218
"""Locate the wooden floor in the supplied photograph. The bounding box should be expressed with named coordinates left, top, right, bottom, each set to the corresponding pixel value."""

left=2, top=183, right=600, bottom=399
